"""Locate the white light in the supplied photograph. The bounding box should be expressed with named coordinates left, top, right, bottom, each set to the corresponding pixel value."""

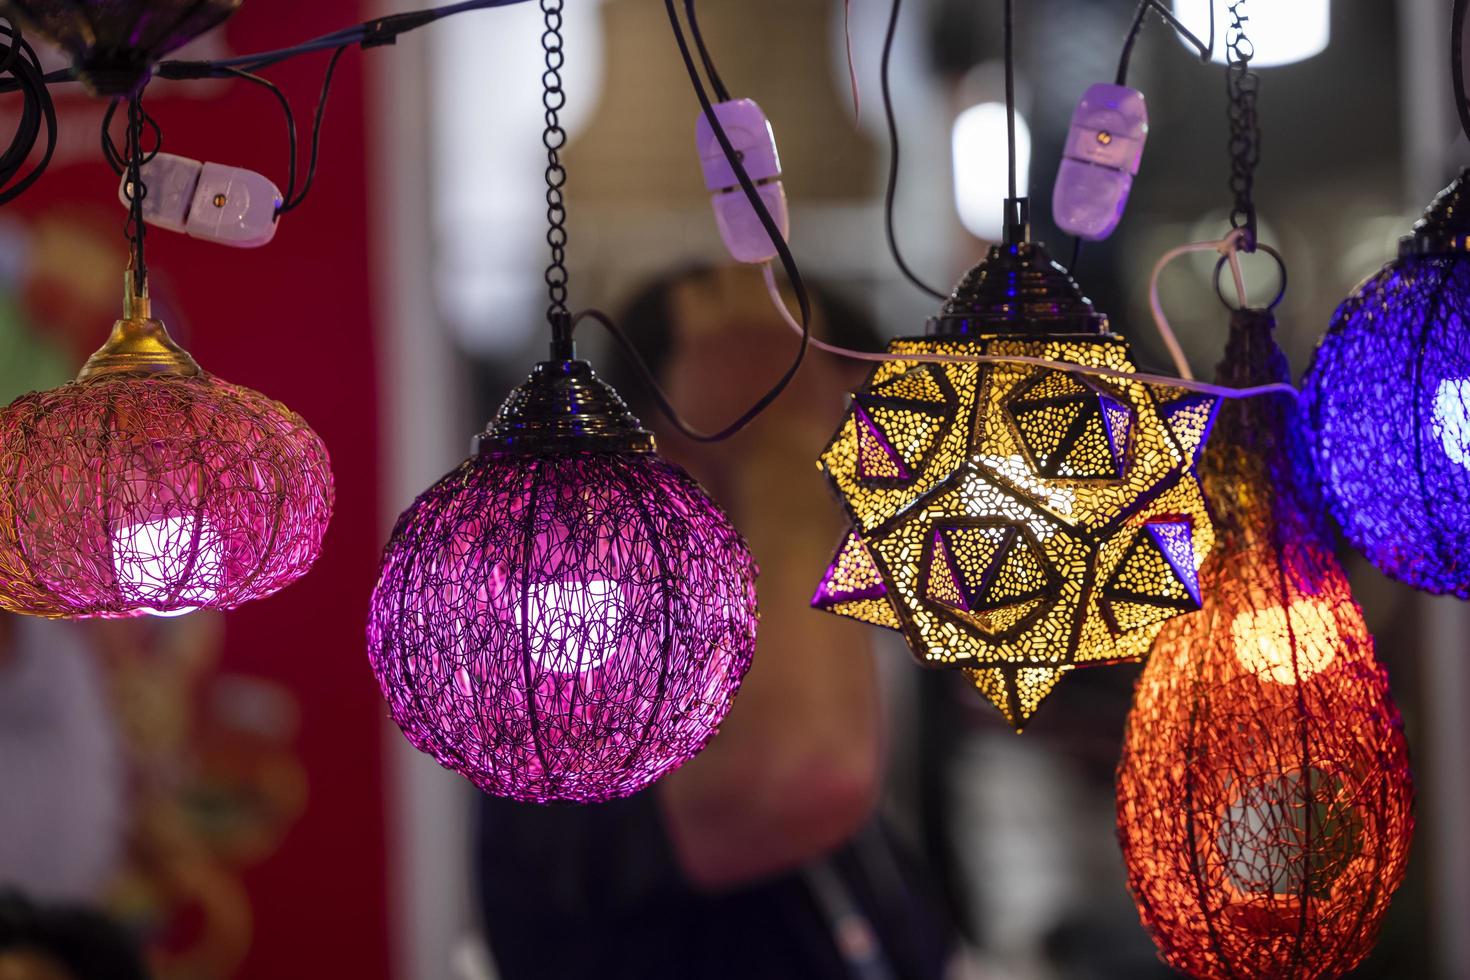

left=112, top=516, right=224, bottom=616
left=1172, top=0, right=1330, bottom=68
left=953, top=103, right=1030, bottom=243
left=521, top=579, right=625, bottom=675
left=1231, top=598, right=1338, bottom=684
left=1432, top=378, right=1470, bottom=468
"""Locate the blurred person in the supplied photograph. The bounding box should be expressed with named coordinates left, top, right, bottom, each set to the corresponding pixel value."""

left=0, top=614, right=124, bottom=905
left=475, top=265, right=962, bottom=978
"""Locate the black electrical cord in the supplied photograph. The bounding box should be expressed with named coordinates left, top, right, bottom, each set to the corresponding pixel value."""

left=0, top=1, right=532, bottom=203
left=579, top=0, right=816, bottom=444
left=881, top=0, right=946, bottom=301
left=280, top=45, right=349, bottom=214
left=1003, top=0, right=1017, bottom=205
left=684, top=0, right=730, bottom=103
left=100, top=97, right=162, bottom=176
left=1454, top=0, right=1470, bottom=143
left=1115, top=0, right=1214, bottom=87
left=122, top=91, right=150, bottom=293
left=0, top=15, right=55, bottom=206
left=216, top=66, right=300, bottom=210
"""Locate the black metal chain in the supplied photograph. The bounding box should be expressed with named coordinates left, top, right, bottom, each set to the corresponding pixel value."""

left=541, top=0, right=569, bottom=325
left=1224, top=0, right=1260, bottom=247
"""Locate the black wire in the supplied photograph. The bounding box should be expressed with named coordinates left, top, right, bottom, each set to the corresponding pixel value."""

left=1, top=0, right=536, bottom=205
left=0, top=16, right=55, bottom=206
left=280, top=45, right=348, bottom=214
left=100, top=98, right=162, bottom=176
left=881, top=0, right=946, bottom=301
left=1454, top=0, right=1470, bottom=143
left=1116, top=0, right=1152, bottom=85
left=1004, top=0, right=1016, bottom=204
left=217, top=66, right=299, bottom=209
left=1115, top=0, right=1214, bottom=86
left=101, top=99, right=125, bottom=175
left=596, top=0, right=815, bottom=444
left=123, top=91, right=149, bottom=294
left=684, top=0, right=730, bottom=103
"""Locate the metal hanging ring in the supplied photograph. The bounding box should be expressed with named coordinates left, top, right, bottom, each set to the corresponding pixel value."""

left=1213, top=242, right=1287, bottom=311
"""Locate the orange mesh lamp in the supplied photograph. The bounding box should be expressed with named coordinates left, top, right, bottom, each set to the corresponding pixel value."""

left=1116, top=309, right=1414, bottom=979
left=813, top=241, right=1218, bottom=728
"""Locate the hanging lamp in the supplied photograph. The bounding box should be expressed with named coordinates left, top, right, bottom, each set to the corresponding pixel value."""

left=0, top=81, right=332, bottom=619
left=1117, top=308, right=1413, bottom=980
left=0, top=272, right=333, bottom=618
left=812, top=0, right=1218, bottom=729
left=366, top=0, right=758, bottom=804
left=813, top=219, right=1218, bottom=729
left=1302, top=169, right=1470, bottom=597
left=1300, top=0, right=1470, bottom=598
left=367, top=346, right=758, bottom=803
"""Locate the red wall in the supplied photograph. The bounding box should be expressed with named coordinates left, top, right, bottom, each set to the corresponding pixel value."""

left=16, top=2, right=391, bottom=976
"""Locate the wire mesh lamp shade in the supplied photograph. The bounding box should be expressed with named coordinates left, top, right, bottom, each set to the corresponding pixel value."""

left=1117, top=310, right=1413, bottom=980
left=1302, top=169, right=1470, bottom=597
left=0, top=282, right=332, bottom=618
left=812, top=242, right=1217, bottom=728
left=367, top=360, right=758, bottom=803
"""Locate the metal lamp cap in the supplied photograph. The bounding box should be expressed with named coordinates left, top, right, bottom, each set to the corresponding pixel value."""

left=77, top=272, right=201, bottom=380
left=477, top=359, right=655, bottom=455
left=1401, top=167, right=1470, bottom=257
left=927, top=239, right=1109, bottom=338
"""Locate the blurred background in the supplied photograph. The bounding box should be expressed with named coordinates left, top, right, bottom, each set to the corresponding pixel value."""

left=0, top=0, right=1466, bottom=978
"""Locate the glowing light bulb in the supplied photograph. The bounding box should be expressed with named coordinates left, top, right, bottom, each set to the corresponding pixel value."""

left=1220, top=767, right=1361, bottom=899
left=1172, top=0, right=1330, bottom=68
left=952, top=102, right=1031, bottom=242
left=519, top=579, right=626, bottom=674
left=1431, top=377, right=1470, bottom=468
left=1231, top=598, right=1338, bottom=684
left=111, top=516, right=224, bottom=616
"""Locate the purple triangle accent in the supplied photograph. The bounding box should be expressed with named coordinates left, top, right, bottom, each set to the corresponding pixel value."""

left=1099, top=395, right=1132, bottom=470
left=854, top=404, right=911, bottom=481
left=1160, top=393, right=1221, bottom=467
left=930, top=529, right=971, bottom=612
left=1146, top=521, right=1200, bottom=605
left=811, top=549, right=889, bottom=609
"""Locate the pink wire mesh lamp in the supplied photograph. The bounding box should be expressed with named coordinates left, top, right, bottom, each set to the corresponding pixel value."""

left=0, top=274, right=333, bottom=618
left=367, top=341, right=759, bottom=804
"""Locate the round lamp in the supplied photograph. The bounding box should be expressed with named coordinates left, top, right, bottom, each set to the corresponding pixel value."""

left=1118, top=309, right=1413, bottom=979
left=0, top=276, right=333, bottom=618
left=1302, top=170, right=1470, bottom=596
left=368, top=357, right=758, bottom=803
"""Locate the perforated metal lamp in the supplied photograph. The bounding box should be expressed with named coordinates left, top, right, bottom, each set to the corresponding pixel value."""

left=812, top=237, right=1218, bottom=729
left=1303, top=169, right=1470, bottom=598
left=367, top=347, right=759, bottom=804
left=0, top=273, right=333, bottom=618
left=1119, top=308, right=1412, bottom=980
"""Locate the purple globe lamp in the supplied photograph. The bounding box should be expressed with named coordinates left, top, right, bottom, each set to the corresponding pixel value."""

left=367, top=320, right=759, bottom=803
left=1302, top=170, right=1470, bottom=597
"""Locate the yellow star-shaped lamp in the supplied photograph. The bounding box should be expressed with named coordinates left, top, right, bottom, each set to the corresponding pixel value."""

left=812, top=241, right=1218, bottom=728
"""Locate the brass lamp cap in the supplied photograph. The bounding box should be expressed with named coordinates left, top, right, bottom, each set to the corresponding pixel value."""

left=77, top=273, right=201, bottom=381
